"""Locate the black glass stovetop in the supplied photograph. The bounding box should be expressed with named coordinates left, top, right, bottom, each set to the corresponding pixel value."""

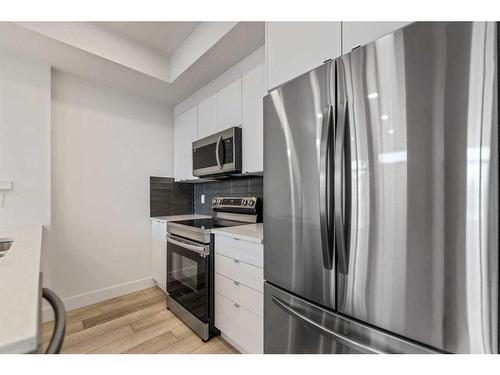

left=172, top=218, right=243, bottom=230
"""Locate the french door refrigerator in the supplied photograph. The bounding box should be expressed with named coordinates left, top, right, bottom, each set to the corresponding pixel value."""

left=263, top=22, right=498, bottom=354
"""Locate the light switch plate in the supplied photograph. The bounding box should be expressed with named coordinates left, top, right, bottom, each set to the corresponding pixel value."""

left=0, top=181, right=12, bottom=191
left=201, top=194, right=205, bottom=204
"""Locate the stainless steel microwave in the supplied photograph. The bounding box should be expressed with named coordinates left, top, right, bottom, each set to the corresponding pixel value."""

left=192, top=127, right=242, bottom=177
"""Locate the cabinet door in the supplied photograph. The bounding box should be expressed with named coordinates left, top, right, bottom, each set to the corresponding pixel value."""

left=242, top=63, right=265, bottom=173
left=173, top=117, right=185, bottom=181
left=216, top=78, right=242, bottom=131
left=184, top=106, right=198, bottom=180
left=174, top=106, right=198, bottom=181
left=197, top=94, right=217, bottom=139
left=341, top=22, right=412, bottom=54
left=151, top=220, right=167, bottom=290
left=266, top=22, right=341, bottom=90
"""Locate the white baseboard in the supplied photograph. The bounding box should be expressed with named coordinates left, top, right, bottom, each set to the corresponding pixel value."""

left=42, top=277, right=156, bottom=322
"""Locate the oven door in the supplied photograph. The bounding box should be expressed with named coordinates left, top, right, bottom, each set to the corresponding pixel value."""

left=167, top=234, right=210, bottom=323
left=192, top=127, right=241, bottom=177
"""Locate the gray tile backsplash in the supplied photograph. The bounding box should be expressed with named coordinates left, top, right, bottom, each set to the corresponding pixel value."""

left=150, top=176, right=193, bottom=217
left=150, top=176, right=263, bottom=217
left=193, top=176, right=264, bottom=215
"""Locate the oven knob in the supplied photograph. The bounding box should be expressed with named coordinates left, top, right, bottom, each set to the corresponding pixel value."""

left=212, top=198, right=217, bottom=205
left=248, top=200, right=255, bottom=207
left=217, top=199, right=222, bottom=204
left=242, top=199, right=247, bottom=206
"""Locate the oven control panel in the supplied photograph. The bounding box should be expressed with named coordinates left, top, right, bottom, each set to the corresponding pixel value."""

left=211, top=196, right=257, bottom=208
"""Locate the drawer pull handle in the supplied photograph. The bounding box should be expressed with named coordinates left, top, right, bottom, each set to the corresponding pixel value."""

left=234, top=303, right=240, bottom=308
left=233, top=281, right=240, bottom=286
left=233, top=237, right=240, bottom=241
left=233, top=259, right=240, bottom=263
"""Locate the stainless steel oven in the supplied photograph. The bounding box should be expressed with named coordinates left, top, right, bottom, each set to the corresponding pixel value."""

left=166, top=196, right=261, bottom=342
left=166, top=234, right=213, bottom=341
left=192, top=127, right=242, bottom=177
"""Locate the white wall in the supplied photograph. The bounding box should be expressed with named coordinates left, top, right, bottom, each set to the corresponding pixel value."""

left=0, top=50, right=51, bottom=227
left=45, top=71, right=173, bottom=313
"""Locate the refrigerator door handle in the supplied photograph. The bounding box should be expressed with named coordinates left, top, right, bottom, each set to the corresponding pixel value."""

left=272, top=295, right=382, bottom=354
left=334, top=99, right=351, bottom=274
left=319, top=104, right=334, bottom=269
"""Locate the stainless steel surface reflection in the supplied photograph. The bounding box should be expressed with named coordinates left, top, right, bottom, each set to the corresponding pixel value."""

left=264, top=283, right=439, bottom=354
left=264, top=21, right=498, bottom=354
left=337, top=22, right=498, bottom=353
left=264, top=61, right=336, bottom=311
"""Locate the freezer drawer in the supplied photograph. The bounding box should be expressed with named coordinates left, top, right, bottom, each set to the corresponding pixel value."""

left=264, top=282, right=439, bottom=354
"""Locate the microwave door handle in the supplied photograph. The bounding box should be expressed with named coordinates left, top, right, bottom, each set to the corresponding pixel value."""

left=215, top=135, right=223, bottom=169
left=319, top=105, right=334, bottom=270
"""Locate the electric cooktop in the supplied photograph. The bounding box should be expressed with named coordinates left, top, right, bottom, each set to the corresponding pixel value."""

left=172, top=218, right=244, bottom=230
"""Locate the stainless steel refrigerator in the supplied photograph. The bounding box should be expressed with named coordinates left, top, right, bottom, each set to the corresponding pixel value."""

left=263, top=22, right=498, bottom=354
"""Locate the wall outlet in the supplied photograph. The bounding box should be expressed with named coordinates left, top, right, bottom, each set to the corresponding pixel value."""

left=0, top=181, right=12, bottom=208
left=201, top=194, right=205, bottom=204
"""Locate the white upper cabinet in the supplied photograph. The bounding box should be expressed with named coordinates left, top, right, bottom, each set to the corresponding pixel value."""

left=342, top=22, right=412, bottom=54
left=173, top=117, right=184, bottom=181
left=174, top=105, right=198, bottom=181
left=197, top=94, right=217, bottom=139
left=185, top=106, right=198, bottom=180
left=216, top=78, right=242, bottom=131
left=242, top=63, right=265, bottom=173
left=266, top=22, right=342, bottom=90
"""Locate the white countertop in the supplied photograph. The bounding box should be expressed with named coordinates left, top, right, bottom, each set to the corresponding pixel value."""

left=212, top=223, right=263, bottom=244
left=150, top=214, right=211, bottom=222
left=0, top=225, right=43, bottom=353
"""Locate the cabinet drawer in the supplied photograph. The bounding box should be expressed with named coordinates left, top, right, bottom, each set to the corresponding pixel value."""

left=215, top=235, right=263, bottom=268
left=215, top=273, right=263, bottom=317
left=215, top=254, right=263, bottom=293
left=215, top=294, right=263, bottom=354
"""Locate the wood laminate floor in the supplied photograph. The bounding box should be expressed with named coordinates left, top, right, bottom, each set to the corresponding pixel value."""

left=42, top=286, right=239, bottom=354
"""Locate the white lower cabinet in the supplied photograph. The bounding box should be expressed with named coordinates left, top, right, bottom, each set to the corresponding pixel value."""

left=214, top=234, right=263, bottom=353
left=215, top=273, right=263, bottom=317
left=215, top=254, right=263, bottom=293
left=151, top=219, right=167, bottom=291
left=215, top=293, right=263, bottom=354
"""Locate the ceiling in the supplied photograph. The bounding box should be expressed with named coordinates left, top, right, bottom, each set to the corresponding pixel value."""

left=0, top=22, right=265, bottom=106
left=97, top=21, right=200, bottom=55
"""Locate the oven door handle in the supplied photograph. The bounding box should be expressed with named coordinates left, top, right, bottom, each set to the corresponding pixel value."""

left=167, top=234, right=209, bottom=256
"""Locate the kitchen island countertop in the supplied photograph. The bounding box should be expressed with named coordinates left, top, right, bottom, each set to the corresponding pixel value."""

left=0, top=225, right=43, bottom=353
